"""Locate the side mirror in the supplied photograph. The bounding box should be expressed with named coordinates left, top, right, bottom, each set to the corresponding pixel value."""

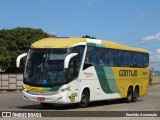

left=64, top=53, right=78, bottom=69
left=16, top=53, right=27, bottom=68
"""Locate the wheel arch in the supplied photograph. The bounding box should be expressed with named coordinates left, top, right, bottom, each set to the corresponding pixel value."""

left=78, top=86, right=90, bottom=102
left=134, top=85, right=139, bottom=91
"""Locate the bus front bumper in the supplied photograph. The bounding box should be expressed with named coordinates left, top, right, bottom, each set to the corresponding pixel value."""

left=22, top=90, right=69, bottom=104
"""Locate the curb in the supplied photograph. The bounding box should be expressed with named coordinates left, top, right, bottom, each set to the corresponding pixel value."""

left=156, top=84, right=160, bottom=87
left=150, top=82, right=160, bottom=87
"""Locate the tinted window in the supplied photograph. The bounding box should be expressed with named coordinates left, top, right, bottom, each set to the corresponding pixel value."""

left=119, top=50, right=124, bottom=66
left=85, top=46, right=98, bottom=65
left=123, top=51, right=128, bottom=67
left=70, top=46, right=85, bottom=62
left=130, top=52, right=137, bottom=67
left=97, top=48, right=105, bottom=65
left=67, top=46, right=85, bottom=81
left=137, top=53, right=143, bottom=67
left=84, top=46, right=149, bottom=68
left=109, top=49, right=119, bottom=66
left=143, top=53, right=149, bottom=67
left=104, top=49, right=109, bottom=66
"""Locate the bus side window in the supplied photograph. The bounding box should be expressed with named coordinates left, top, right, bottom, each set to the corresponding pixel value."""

left=130, top=52, right=134, bottom=67
left=88, top=46, right=98, bottom=65
left=67, top=56, right=79, bottom=80
left=127, top=52, right=131, bottom=67
left=85, top=46, right=92, bottom=64
left=129, top=52, right=137, bottom=67
left=119, top=50, right=123, bottom=67
left=133, top=52, right=138, bottom=67
left=79, top=46, right=85, bottom=62
left=68, top=60, right=75, bottom=79
left=109, top=49, right=114, bottom=66
left=70, top=46, right=83, bottom=73
left=71, top=46, right=85, bottom=61
left=137, top=53, right=143, bottom=67
left=104, top=49, right=109, bottom=66
left=91, top=49, right=98, bottom=65
left=109, top=49, right=119, bottom=67
left=143, top=53, right=149, bottom=67
left=98, top=48, right=105, bottom=66
left=114, top=50, right=119, bottom=66
left=83, top=46, right=97, bottom=70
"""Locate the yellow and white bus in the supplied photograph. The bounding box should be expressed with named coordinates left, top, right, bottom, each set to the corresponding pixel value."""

left=16, top=37, right=149, bottom=108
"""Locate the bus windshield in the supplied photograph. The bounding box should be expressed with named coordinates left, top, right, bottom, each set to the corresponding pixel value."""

left=24, top=48, right=69, bottom=87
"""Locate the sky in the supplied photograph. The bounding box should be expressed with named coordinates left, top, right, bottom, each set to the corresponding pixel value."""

left=0, top=0, right=160, bottom=71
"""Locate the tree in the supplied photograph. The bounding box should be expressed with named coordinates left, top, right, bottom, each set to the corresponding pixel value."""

left=0, top=27, right=52, bottom=72
left=82, top=35, right=96, bottom=39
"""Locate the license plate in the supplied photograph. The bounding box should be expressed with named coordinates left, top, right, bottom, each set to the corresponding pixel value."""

left=37, top=97, right=45, bottom=101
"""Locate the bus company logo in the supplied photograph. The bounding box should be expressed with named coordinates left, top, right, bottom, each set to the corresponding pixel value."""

left=119, top=70, right=137, bottom=77
left=84, top=72, right=93, bottom=78
left=69, top=93, right=77, bottom=102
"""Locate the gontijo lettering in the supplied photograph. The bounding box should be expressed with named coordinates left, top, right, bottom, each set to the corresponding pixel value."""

left=119, top=70, right=137, bottom=77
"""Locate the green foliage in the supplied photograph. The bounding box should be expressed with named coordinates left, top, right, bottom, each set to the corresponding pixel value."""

left=0, top=29, right=96, bottom=73
left=82, top=35, right=96, bottom=39
left=0, top=27, right=52, bottom=72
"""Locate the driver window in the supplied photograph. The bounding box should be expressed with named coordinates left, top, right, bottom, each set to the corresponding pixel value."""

left=68, top=57, right=79, bottom=80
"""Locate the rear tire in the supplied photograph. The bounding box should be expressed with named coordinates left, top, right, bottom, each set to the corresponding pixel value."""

left=79, top=90, right=90, bottom=108
left=126, top=87, right=133, bottom=103
left=133, top=87, right=139, bottom=102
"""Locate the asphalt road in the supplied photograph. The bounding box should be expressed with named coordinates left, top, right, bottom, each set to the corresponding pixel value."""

left=0, top=86, right=160, bottom=119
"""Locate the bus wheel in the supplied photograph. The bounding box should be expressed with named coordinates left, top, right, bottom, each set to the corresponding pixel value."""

left=133, top=87, right=139, bottom=102
left=79, top=90, right=89, bottom=108
left=126, top=87, right=133, bottom=103
left=40, top=103, right=53, bottom=108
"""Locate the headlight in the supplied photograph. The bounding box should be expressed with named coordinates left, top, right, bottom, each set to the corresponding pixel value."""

left=54, top=86, right=71, bottom=94
left=22, top=86, right=27, bottom=92
left=61, top=86, right=71, bottom=92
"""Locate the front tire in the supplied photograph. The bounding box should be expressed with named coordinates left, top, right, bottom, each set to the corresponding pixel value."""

left=79, top=90, right=90, bottom=108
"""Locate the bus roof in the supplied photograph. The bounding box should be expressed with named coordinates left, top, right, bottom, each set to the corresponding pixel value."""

left=31, top=37, right=148, bottom=53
